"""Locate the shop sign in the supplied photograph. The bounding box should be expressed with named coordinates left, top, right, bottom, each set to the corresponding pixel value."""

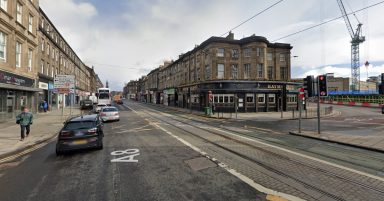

left=54, top=75, right=75, bottom=89
left=165, top=88, right=175, bottom=95
left=48, top=82, right=54, bottom=90
left=39, top=82, right=48, bottom=90
left=0, top=70, right=34, bottom=87
left=267, top=84, right=283, bottom=89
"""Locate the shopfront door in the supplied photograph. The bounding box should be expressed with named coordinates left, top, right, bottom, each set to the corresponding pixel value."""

left=6, top=95, right=15, bottom=113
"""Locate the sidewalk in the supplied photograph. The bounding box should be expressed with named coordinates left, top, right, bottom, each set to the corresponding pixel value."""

left=289, top=130, right=384, bottom=152
left=0, top=107, right=82, bottom=159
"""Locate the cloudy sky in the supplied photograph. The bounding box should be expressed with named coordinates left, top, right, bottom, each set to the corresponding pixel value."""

left=40, top=0, right=384, bottom=91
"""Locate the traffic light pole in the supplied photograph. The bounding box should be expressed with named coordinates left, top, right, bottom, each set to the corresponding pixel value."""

left=317, top=79, right=321, bottom=134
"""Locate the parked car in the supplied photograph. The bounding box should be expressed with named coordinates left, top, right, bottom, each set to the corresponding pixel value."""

left=95, top=104, right=107, bottom=113
left=56, top=114, right=104, bottom=155
left=100, top=106, right=120, bottom=122
left=80, top=99, right=93, bottom=110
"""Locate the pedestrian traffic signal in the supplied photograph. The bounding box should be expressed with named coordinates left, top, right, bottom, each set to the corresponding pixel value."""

left=303, top=75, right=314, bottom=97
left=318, top=75, right=328, bottom=97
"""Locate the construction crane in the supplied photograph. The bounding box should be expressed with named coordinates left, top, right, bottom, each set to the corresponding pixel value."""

left=336, top=0, right=365, bottom=92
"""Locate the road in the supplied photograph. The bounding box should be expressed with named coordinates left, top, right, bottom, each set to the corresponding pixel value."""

left=0, top=103, right=265, bottom=201
left=1, top=101, right=384, bottom=201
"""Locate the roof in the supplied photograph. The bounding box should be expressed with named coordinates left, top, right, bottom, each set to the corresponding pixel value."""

left=69, top=114, right=99, bottom=122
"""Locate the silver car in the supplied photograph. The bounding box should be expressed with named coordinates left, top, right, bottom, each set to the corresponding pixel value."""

left=100, top=106, right=120, bottom=122
left=95, top=104, right=107, bottom=113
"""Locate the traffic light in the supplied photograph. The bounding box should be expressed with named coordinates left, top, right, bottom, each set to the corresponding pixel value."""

left=380, top=73, right=384, bottom=95
left=318, top=75, right=328, bottom=97
left=303, top=75, right=314, bottom=97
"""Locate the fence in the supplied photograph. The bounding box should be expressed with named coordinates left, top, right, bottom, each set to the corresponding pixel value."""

left=290, top=106, right=333, bottom=119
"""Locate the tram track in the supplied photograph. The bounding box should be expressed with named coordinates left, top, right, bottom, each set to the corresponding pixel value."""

left=141, top=103, right=384, bottom=173
left=127, top=102, right=384, bottom=201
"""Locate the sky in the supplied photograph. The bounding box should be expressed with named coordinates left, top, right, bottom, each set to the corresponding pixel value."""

left=39, top=0, right=384, bottom=91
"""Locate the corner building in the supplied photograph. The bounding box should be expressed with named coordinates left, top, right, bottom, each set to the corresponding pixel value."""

left=0, top=0, right=41, bottom=119
left=156, top=33, right=299, bottom=112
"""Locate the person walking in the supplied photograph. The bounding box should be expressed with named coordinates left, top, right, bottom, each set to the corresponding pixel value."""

left=16, top=107, right=33, bottom=141
left=43, top=100, right=48, bottom=112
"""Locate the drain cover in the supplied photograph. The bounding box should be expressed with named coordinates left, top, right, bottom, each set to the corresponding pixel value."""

left=184, top=157, right=217, bottom=171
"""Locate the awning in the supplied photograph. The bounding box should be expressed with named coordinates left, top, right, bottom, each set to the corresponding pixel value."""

left=0, top=83, right=43, bottom=92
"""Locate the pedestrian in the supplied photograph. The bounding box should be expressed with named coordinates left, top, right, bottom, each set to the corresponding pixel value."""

left=43, top=100, right=48, bottom=112
left=16, top=107, right=33, bottom=141
left=212, top=103, right=215, bottom=115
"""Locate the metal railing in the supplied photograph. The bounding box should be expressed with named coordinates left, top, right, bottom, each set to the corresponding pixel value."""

left=291, top=106, right=333, bottom=119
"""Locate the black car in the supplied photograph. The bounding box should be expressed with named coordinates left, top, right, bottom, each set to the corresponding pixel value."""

left=80, top=99, right=93, bottom=110
left=56, top=114, right=104, bottom=155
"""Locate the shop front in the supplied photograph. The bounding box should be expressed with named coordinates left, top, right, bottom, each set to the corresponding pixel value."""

left=0, top=70, right=41, bottom=121
left=185, top=81, right=300, bottom=113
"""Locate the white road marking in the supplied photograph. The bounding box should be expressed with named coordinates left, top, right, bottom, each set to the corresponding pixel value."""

left=111, top=149, right=140, bottom=163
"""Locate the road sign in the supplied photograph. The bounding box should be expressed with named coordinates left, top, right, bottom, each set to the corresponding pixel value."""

left=56, top=88, right=70, bottom=94
left=54, top=75, right=75, bottom=89
left=299, top=88, right=305, bottom=100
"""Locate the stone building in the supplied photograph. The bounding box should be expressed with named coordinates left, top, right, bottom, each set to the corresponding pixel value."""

left=137, top=33, right=300, bottom=112
left=0, top=0, right=41, bottom=119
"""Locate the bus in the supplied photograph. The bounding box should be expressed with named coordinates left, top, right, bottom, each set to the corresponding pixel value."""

left=97, top=88, right=112, bottom=106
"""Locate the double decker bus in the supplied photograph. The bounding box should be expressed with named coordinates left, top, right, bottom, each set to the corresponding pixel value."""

left=97, top=88, right=112, bottom=106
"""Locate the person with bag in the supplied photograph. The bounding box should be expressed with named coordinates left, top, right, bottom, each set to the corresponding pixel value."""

left=16, top=107, right=33, bottom=141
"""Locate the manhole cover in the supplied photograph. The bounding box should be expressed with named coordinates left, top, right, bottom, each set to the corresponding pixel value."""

left=184, top=157, right=217, bottom=171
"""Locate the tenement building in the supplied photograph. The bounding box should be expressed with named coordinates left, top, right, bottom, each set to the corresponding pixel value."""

left=0, top=0, right=40, bottom=118
left=0, top=0, right=101, bottom=119
left=141, top=33, right=299, bottom=112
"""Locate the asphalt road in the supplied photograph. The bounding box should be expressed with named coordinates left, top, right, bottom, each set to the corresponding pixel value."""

left=135, top=102, right=384, bottom=179
left=0, top=104, right=266, bottom=201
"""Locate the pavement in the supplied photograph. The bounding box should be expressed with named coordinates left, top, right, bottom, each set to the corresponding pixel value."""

left=289, top=129, right=384, bottom=152
left=0, top=107, right=82, bottom=159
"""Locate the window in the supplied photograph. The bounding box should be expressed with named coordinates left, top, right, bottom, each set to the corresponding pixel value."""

left=246, top=94, right=254, bottom=103
left=0, top=31, right=6, bottom=60
left=268, top=66, right=274, bottom=80
left=231, top=49, right=238, bottom=59
left=268, top=94, right=275, bottom=103
left=280, top=66, right=287, bottom=80
left=16, top=3, right=22, bottom=23
left=257, top=94, right=265, bottom=103
left=52, top=48, right=55, bottom=59
left=257, top=63, right=263, bottom=78
left=230, top=64, right=238, bottom=79
left=0, top=0, right=7, bottom=11
left=28, top=14, right=33, bottom=33
left=280, top=54, right=285, bottom=62
left=16, top=42, right=22, bottom=67
left=244, top=48, right=251, bottom=57
left=27, top=49, right=32, bottom=71
left=267, top=53, right=273, bottom=61
left=205, top=65, right=210, bottom=80
left=47, top=43, right=50, bottom=55
left=56, top=50, right=59, bottom=61
left=256, top=48, right=264, bottom=57
left=51, top=65, right=54, bottom=77
left=40, top=60, right=44, bottom=73
left=244, top=64, right=251, bottom=79
left=217, top=48, right=224, bottom=57
left=41, top=19, right=44, bottom=29
left=219, top=95, right=223, bottom=103
left=41, top=39, right=44, bottom=51
left=46, top=63, right=49, bottom=75
left=217, top=64, right=224, bottom=79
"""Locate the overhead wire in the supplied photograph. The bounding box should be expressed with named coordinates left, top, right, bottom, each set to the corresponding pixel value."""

left=272, top=0, right=384, bottom=42
left=219, top=0, right=285, bottom=37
